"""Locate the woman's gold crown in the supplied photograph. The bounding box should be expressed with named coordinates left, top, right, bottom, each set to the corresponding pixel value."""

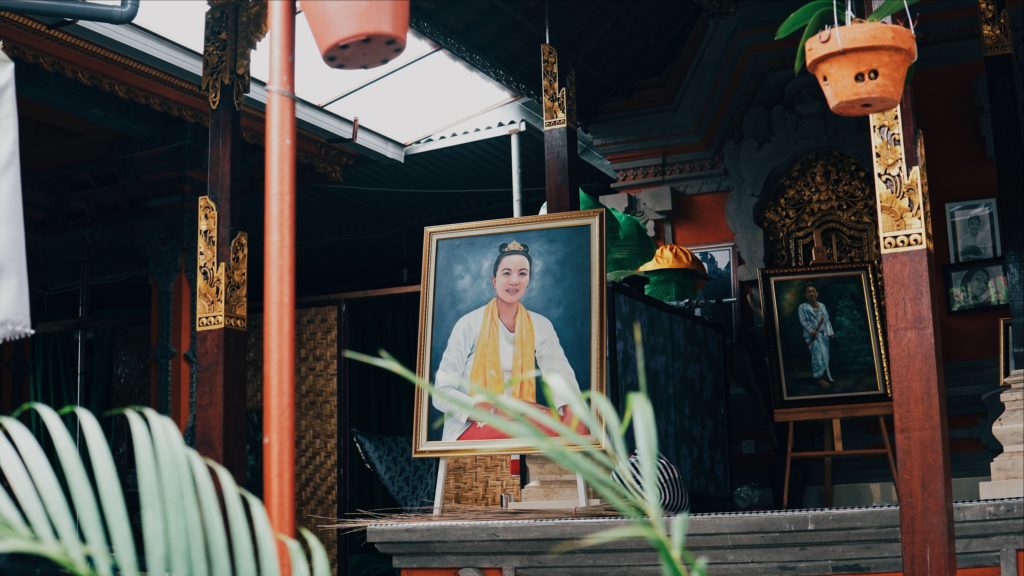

left=503, top=240, right=525, bottom=252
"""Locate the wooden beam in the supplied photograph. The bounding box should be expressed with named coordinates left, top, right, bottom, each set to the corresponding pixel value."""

left=542, top=43, right=579, bottom=213
left=869, top=101, right=956, bottom=573
left=883, top=249, right=956, bottom=575
left=172, top=262, right=191, bottom=432
left=194, top=1, right=247, bottom=481
left=544, top=126, right=579, bottom=213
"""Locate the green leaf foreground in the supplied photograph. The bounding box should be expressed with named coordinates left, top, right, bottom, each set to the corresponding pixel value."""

left=0, top=403, right=330, bottom=576
left=776, top=0, right=920, bottom=75
left=344, top=348, right=708, bottom=576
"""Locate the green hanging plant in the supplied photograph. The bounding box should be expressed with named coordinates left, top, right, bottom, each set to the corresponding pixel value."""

left=776, top=0, right=920, bottom=75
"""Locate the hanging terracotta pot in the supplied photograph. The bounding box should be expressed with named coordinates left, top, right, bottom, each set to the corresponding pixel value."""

left=804, top=20, right=916, bottom=117
left=301, top=0, right=409, bottom=70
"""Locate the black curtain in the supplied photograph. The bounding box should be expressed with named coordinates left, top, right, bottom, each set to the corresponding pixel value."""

left=28, top=331, right=76, bottom=410
left=341, top=291, right=419, bottom=576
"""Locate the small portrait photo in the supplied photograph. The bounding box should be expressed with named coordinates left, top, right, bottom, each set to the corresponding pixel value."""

left=414, top=210, right=605, bottom=456
left=946, top=199, right=1001, bottom=263
left=759, top=263, right=890, bottom=408
left=691, top=243, right=738, bottom=343
left=945, top=259, right=1009, bottom=313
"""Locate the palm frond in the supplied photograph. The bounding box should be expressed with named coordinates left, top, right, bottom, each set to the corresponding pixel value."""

left=344, top=329, right=708, bottom=576
left=0, top=403, right=330, bottom=576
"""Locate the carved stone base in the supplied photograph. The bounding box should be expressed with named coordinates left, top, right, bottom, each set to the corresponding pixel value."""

left=509, top=455, right=598, bottom=510
left=979, top=370, right=1024, bottom=500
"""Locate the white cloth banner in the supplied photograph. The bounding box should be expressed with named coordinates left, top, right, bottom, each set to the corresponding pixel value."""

left=0, top=49, right=33, bottom=343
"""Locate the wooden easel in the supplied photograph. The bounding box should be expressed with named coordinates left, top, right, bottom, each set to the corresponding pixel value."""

left=775, top=402, right=898, bottom=509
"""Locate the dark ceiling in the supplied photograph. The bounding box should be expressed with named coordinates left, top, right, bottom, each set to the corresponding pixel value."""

left=411, top=0, right=713, bottom=126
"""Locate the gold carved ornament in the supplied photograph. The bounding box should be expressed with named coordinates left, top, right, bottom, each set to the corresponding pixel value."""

left=978, top=0, right=1012, bottom=57
left=759, top=151, right=881, bottom=268
left=225, top=231, right=247, bottom=330
left=197, top=196, right=225, bottom=330
left=202, top=0, right=267, bottom=110
left=541, top=43, right=576, bottom=130
left=869, top=107, right=926, bottom=253
left=197, top=196, right=247, bottom=331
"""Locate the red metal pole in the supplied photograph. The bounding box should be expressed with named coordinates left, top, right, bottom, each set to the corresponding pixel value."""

left=264, top=0, right=296, bottom=549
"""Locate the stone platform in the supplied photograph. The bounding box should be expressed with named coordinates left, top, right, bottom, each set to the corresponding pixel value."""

left=368, top=498, right=1024, bottom=575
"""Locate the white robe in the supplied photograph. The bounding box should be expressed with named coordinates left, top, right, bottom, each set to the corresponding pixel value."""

left=799, top=302, right=834, bottom=381
left=433, top=305, right=581, bottom=441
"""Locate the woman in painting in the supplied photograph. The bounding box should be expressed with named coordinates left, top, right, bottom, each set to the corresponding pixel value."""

left=433, top=241, right=585, bottom=441
left=960, top=267, right=992, bottom=306
left=799, top=281, right=835, bottom=389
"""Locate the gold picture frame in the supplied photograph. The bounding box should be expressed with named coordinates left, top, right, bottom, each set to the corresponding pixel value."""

left=759, top=262, right=891, bottom=409
left=413, top=210, right=606, bottom=457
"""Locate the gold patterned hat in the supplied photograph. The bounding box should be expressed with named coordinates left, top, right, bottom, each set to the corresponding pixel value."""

left=637, top=244, right=707, bottom=275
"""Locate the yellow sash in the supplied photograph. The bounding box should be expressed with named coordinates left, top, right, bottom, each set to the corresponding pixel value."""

left=469, top=298, right=536, bottom=402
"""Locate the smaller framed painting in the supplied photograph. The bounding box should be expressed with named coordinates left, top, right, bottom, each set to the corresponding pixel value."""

left=759, top=263, right=890, bottom=409
left=946, top=199, right=1001, bottom=263
left=691, top=242, right=738, bottom=342
left=1000, top=318, right=1017, bottom=385
left=944, top=258, right=1009, bottom=313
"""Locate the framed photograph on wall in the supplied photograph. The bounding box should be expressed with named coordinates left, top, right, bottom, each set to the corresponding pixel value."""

left=413, top=210, right=605, bottom=457
left=691, top=242, right=738, bottom=342
left=946, top=199, right=1001, bottom=263
left=759, top=263, right=890, bottom=409
left=999, top=318, right=1016, bottom=385
left=944, top=258, right=1009, bottom=313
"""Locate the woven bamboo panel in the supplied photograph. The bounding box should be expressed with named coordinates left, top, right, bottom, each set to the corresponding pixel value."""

left=295, top=307, right=338, bottom=574
left=246, top=308, right=339, bottom=574
left=443, top=455, right=521, bottom=507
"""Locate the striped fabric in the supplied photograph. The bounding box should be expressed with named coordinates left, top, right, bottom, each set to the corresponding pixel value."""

left=612, top=452, right=690, bottom=513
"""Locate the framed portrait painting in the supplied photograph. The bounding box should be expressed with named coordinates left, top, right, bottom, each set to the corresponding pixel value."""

left=944, top=258, right=1009, bottom=313
left=690, top=242, right=739, bottom=343
left=414, top=210, right=605, bottom=457
left=759, top=263, right=890, bottom=409
left=946, top=199, right=1001, bottom=263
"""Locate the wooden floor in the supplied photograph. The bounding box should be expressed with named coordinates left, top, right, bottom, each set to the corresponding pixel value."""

left=369, top=498, right=1024, bottom=575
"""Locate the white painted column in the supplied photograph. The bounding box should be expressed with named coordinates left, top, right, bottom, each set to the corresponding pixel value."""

left=510, top=126, right=523, bottom=217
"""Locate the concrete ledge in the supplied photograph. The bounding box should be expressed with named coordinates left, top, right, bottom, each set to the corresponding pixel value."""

left=368, top=499, right=1024, bottom=575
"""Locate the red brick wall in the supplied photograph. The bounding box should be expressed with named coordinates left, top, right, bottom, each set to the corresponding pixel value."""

left=671, top=191, right=734, bottom=248
left=913, top=60, right=1007, bottom=363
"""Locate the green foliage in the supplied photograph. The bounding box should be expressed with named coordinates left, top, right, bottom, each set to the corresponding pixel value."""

left=0, top=404, right=330, bottom=576
left=775, top=0, right=919, bottom=75
left=346, top=334, right=708, bottom=576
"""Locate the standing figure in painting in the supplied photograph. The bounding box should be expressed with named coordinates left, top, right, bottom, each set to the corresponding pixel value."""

left=799, top=281, right=835, bottom=388
left=433, top=241, right=585, bottom=441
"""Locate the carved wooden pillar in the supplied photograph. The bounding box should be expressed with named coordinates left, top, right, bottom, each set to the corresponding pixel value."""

left=869, top=107, right=955, bottom=575
left=977, top=0, right=1024, bottom=501
left=194, top=0, right=263, bottom=479
left=171, top=262, right=192, bottom=432
left=542, top=43, right=579, bottom=213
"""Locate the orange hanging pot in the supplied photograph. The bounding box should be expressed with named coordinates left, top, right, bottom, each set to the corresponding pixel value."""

left=804, top=20, right=916, bottom=117
left=300, top=0, right=410, bottom=70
